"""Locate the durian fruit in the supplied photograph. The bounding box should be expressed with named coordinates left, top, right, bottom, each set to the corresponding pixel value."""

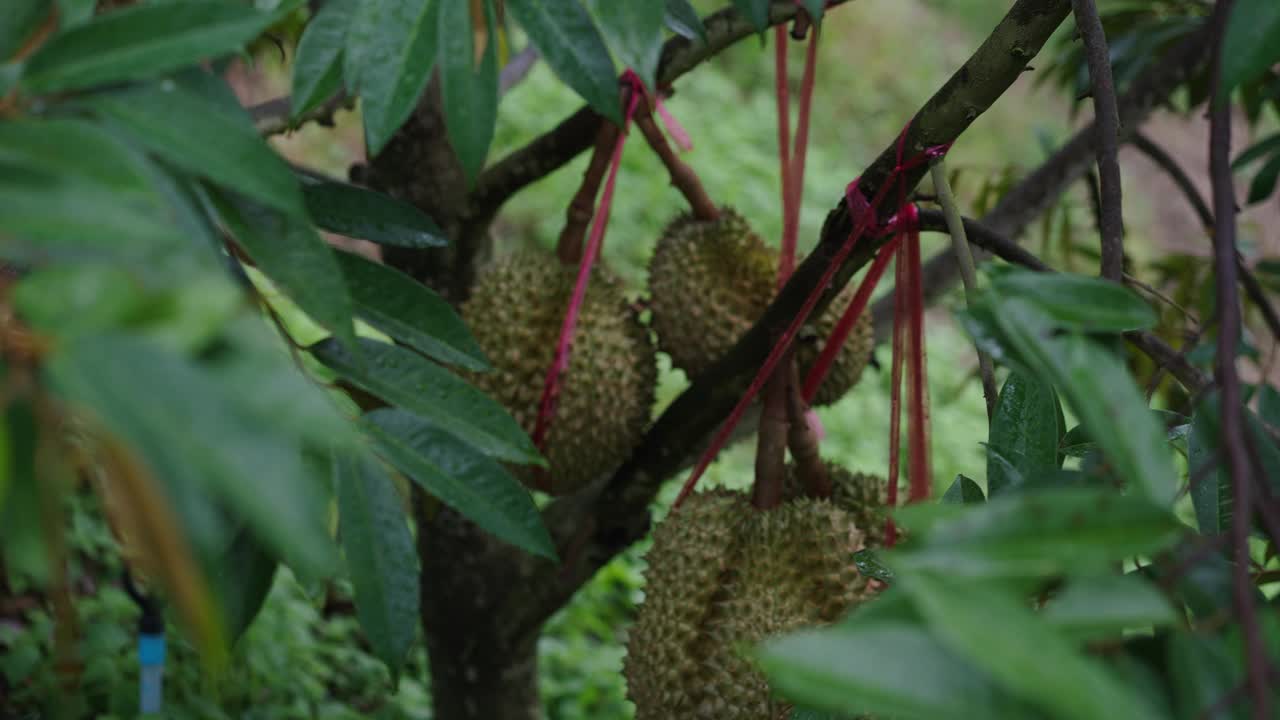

left=783, top=461, right=890, bottom=550
left=460, top=251, right=656, bottom=495
left=648, top=208, right=875, bottom=406
left=625, top=466, right=888, bottom=719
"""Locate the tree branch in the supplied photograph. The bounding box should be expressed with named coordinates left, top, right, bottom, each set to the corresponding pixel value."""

left=1071, top=0, right=1126, bottom=281
left=465, top=0, right=851, bottom=224
left=1209, top=1, right=1270, bottom=714
left=501, top=0, right=1075, bottom=644
left=1131, top=131, right=1280, bottom=343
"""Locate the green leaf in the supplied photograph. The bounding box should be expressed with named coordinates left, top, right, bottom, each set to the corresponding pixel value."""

left=335, top=250, right=488, bottom=371
left=851, top=549, right=895, bottom=584
left=1188, top=393, right=1280, bottom=534
left=758, top=621, right=1038, bottom=720
left=1041, top=574, right=1177, bottom=642
left=664, top=0, right=707, bottom=43
left=56, top=0, right=96, bottom=29
left=362, top=409, right=554, bottom=559
left=310, top=337, right=543, bottom=466
left=21, top=0, right=281, bottom=94
left=0, top=119, right=186, bottom=268
left=0, top=0, right=49, bottom=62
left=891, top=487, right=1184, bottom=580
left=941, top=475, right=986, bottom=504
left=988, top=370, right=1059, bottom=497
left=291, top=0, right=357, bottom=119
left=900, top=571, right=1163, bottom=720
left=989, top=297, right=1177, bottom=506
left=801, top=0, right=825, bottom=24
left=211, top=193, right=357, bottom=352
left=46, top=335, right=337, bottom=578
left=1219, top=0, right=1280, bottom=98
left=506, top=0, right=621, bottom=124
left=210, top=526, right=278, bottom=642
left=991, top=272, right=1158, bottom=332
left=589, top=0, right=666, bottom=91
left=1258, top=384, right=1280, bottom=428
left=301, top=177, right=446, bottom=249
left=88, top=81, right=306, bottom=218
left=438, top=0, right=497, bottom=182
left=0, top=400, right=46, bottom=585
left=1232, top=132, right=1280, bottom=169
left=730, top=0, right=770, bottom=33
left=1245, top=148, right=1280, bottom=204
left=334, top=449, right=420, bottom=682
left=345, top=0, right=440, bottom=155
left=1168, top=633, right=1248, bottom=720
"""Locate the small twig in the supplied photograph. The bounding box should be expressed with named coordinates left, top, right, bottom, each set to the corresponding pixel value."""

left=785, top=361, right=829, bottom=498
left=1123, top=272, right=1199, bottom=326
left=1072, top=0, right=1126, bottom=281
left=556, top=122, right=619, bottom=265
left=633, top=104, right=719, bottom=221
left=752, top=362, right=791, bottom=511
left=1208, top=1, right=1270, bottom=715
left=251, top=91, right=353, bottom=136
left=930, top=159, right=997, bottom=423
left=1130, top=131, right=1280, bottom=343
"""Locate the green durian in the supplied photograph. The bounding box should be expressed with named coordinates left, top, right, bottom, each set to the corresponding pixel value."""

left=625, top=465, right=888, bottom=719
left=648, top=208, right=874, bottom=406
left=460, top=251, right=656, bottom=495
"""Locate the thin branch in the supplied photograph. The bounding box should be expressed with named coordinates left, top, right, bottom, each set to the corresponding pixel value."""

left=466, top=0, right=851, bottom=223
left=930, top=159, right=998, bottom=422
left=499, top=46, right=540, bottom=95
left=786, top=361, right=829, bottom=498
left=1208, top=1, right=1270, bottom=715
left=252, top=91, right=352, bottom=136
left=1131, top=131, right=1280, bottom=343
left=1071, top=0, right=1126, bottom=281
left=556, top=123, right=618, bottom=265
left=634, top=105, right=719, bottom=221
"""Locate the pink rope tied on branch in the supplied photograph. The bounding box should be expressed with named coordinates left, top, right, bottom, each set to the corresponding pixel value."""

left=531, top=71, right=647, bottom=461
left=671, top=120, right=950, bottom=511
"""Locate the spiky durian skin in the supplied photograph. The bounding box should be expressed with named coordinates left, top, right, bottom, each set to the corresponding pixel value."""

left=785, top=462, right=890, bottom=549
left=460, top=252, right=656, bottom=495
left=625, top=475, right=879, bottom=720
left=648, top=208, right=874, bottom=406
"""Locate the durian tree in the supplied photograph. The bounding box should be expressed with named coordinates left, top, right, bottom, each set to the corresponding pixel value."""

left=3, top=0, right=1280, bottom=719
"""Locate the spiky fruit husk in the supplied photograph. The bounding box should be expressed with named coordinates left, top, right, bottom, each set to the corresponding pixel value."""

left=784, top=462, right=890, bottom=549
left=648, top=208, right=874, bottom=406
left=460, top=252, right=656, bottom=495
left=625, top=468, right=886, bottom=719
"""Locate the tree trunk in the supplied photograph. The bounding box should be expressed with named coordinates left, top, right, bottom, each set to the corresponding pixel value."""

left=416, top=491, right=547, bottom=720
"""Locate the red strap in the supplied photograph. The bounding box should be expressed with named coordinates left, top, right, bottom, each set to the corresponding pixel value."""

left=531, top=72, right=645, bottom=453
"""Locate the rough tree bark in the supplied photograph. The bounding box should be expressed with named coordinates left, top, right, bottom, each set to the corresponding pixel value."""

left=353, top=1, right=1214, bottom=717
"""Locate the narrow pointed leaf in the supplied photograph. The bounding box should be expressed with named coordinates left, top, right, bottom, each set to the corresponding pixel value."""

left=346, top=0, right=440, bottom=155
left=664, top=0, right=707, bottom=43
left=311, top=337, right=543, bottom=465
left=336, top=250, right=488, bottom=371
left=46, top=334, right=337, bottom=578
left=506, top=0, right=620, bottom=124
left=211, top=194, right=357, bottom=352
left=992, top=272, right=1157, bottom=332
left=438, top=0, right=497, bottom=182
left=291, top=0, right=358, bottom=118
left=589, top=0, right=665, bottom=91
left=363, top=409, right=554, bottom=559
left=1042, top=574, right=1177, bottom=641
left=901, top=571, right=1163, bottom=720
left=334, top=450, right=419, bottom=681
left=988, top=371, right=1059, bottom=497
left=1219, top=0, right=1280, bottom=98
left=89, top=82, right=306, bottom=218
left=22, top=0, right=281, bottom=93
left=730, top=0, right=770, bottom=33
left=301, top=177, right=446, bottom=249
left=942, top=475, right=985, bottom=504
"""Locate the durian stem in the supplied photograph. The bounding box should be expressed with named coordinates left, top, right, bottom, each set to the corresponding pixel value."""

left=633, top=106, right=720, bottom=222
left=557, top=122, right=620, bottom=265
left=752, top=358, right=791, bottom=510
left=786, top=361, right=830, bottom=498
